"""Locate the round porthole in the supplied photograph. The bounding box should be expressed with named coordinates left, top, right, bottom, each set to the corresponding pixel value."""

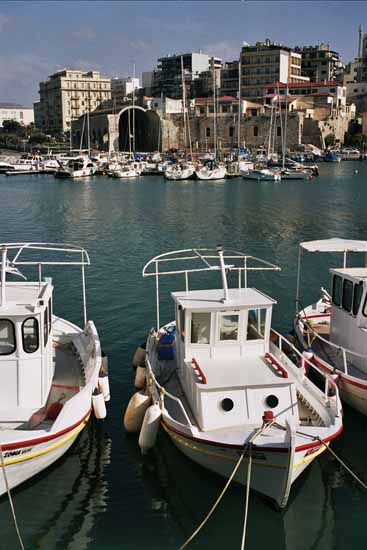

left=221, top=398, right=234, bottom=412
left=265, top=395, right=279, bottom=409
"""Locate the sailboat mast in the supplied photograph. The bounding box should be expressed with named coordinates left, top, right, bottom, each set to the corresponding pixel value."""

left=237, top=57, right=241, bottom=152
left=212, top=58, right=217, bottom=160
left=283, top=78, right=289, bottom=169
left=132, top=63, right=136, bottom=156
left=181, top=56, right=187, bottom=153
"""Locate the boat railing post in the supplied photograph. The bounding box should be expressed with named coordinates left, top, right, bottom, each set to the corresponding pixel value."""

left=1, top=246, right=7, bottom=308
left=155, top=260, right=160, bottom=329
left=295, top=246, right=302, bottom=314
left=38, top=263, right=42, bottom=287
left=342, top=349, right=348, bottom=375
left=217, top=247, right=229, bottom=301
left=185, top=271, right=189, bottom=294
left=244, top=257, right=247, bottom=289
left=81, top=250, right=87, bottom=327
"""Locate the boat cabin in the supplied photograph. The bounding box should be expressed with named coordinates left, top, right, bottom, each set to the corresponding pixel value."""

left=0, top=281, right=54, bottom=420
left=330, top=267, right=367, bottom=356
left=171, top=287, right=298, bottom=431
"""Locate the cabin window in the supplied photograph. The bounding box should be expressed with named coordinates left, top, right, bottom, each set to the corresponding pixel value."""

left=191, top=312, right=211, bottom=344
left=247, top=309, right=266, bottom=340
left=44, top=308, right=49, bottom=347
left=0, top=319, right=16, bottom=355
left=353, top=282, right=364, bottom=316
left=219, top=313, right=239, bottom=341
left=342, top=279, right=353, bottom=312
left=332, top=275, right=342, bottom=306
left=22, top=318, right=39, bottom=353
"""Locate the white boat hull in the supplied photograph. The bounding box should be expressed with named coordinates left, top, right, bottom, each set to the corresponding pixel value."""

left=242, top=169, right=281, bottom=181
left=195, top=167, right=227, bottom=180
left=165, top=168, right=195, bottom=180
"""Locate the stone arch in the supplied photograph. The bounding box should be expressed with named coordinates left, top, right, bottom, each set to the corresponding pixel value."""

left=118, top=106, right=161, bottom=152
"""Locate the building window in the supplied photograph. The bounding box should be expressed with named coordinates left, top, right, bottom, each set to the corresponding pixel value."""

left=253, top=126, right=258, bottom=137
left=206, top=127, right=210, bottom=137
left=277, top=126, right=281, bottom=137
left=229, top=126, right=234, bottom=137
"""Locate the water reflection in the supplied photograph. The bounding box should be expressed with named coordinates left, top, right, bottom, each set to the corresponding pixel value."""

left=126, top=431, right=334, bottom=550
left=0, top=422, right=111, bottom=550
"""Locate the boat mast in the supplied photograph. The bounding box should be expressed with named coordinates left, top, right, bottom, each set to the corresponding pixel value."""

left=237, top=57, right=241, bottom=153
left=79, top=113, right=86, bottom=153
left=87, top=87, right=91, bottom=155
left=132, top=63, right=136, bottom=157
left=283, top=78, right=289, bottom=169
left=1, top=246, right=7, bottom=308
left=212, top=58, right=217, bottom=160
left=181, top=56, right=187, bottom=154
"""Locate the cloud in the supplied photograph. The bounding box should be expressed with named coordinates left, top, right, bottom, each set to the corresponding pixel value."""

left=128, top=39, right=149, bottom=51
left=0, top=13, right=9, bottom=29
left=72, top=26, right=96, bottom=41
left=203, top=40, right=240, bottom=61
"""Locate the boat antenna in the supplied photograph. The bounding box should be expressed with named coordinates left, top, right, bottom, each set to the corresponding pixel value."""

left=217, top=245, right=229, bottom=302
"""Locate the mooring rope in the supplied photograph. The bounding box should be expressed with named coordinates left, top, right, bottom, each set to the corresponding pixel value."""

left=0, top=444, right=25, bottom=550
left=296, top=430, right=367, bottom=490
left=178, top=422, right=274, bottom=549
left=240, top=444, right=253, bottom=550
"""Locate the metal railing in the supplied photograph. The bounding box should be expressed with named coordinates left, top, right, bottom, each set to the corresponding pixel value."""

left=271, top=329, right=341, bottom=418
left=299, top=315, right=367, bottom=379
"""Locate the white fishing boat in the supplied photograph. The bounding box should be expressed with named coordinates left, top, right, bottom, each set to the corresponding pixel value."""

left=279, top=168, right=313, bottom=180
left=294, top=238, right=367, bottom=416
left=165, top=163, right=195, bottom=180
left=0, top=243, right=109, bottom=495
left=55, top=157, right=96, bottom=179
left=111, top=164, right=140, bottom=179
left=242, top=168, right=281, bottom=182
left=126, top=247, right=342, bottom=509
left=195, top=162, right=226, bottom=180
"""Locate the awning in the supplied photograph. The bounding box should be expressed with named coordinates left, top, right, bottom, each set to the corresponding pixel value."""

left=300, top=238, right=367, bottom=253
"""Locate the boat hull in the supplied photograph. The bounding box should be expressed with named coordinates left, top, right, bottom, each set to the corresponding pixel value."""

left=161, top=419, right=328, bottom=509
left=0, top=412, right=90, bottom=495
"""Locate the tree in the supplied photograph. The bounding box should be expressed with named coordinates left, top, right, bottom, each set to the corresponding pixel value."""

left=2, top=119, right=23, bottom=134
left=324, top=134, right=335, bottom=148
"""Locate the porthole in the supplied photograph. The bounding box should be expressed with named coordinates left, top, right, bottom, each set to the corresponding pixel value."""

left=221, top=398, right=234, bottom=412
left=265, top=394, right=279, bottom=409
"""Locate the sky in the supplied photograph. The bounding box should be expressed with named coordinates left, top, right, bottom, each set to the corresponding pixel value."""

left=0, top=0, right=366, bottom=106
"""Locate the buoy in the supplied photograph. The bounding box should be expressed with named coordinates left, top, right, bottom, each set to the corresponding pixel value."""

left=138, top=403, right=162, bottom=454
left=92, top=388, right=107, bottom=419
left=98, top=372, right=110, bottom=402
left=124, top=390, right=151, bottom=433
left=132, top=345, right=146, bottom=368
left=134, top=365, right=146, bottom=389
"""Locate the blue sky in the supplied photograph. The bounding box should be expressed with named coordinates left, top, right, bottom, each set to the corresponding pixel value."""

left=0, top=0, right=365, bottom=106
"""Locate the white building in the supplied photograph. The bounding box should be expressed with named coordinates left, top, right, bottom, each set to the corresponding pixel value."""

left=111, top=77, right=140, bottom=105
left=37, top=69, right=111, bottom=134
left=0, top=103, right=34, bottom=127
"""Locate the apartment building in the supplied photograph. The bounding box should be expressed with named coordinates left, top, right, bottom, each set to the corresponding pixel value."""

left=220, top=60, right=240, bottom=97
left=151, top=52, right=221, bottom=99
left=0, top=103, right=34, bottom=127
left=240, top=40, right=309, bottom=100
left=111, top=77, right=140, bottom=106
left=295, top=44, right=344, bottom=82
left=36, top=69, right=111, bottom=133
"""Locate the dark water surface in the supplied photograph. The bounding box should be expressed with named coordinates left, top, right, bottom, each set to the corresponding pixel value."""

left=0, top=162, right=366, bottom=549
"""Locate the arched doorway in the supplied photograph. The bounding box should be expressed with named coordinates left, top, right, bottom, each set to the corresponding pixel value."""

left=118, top=107, right=161, bottom=152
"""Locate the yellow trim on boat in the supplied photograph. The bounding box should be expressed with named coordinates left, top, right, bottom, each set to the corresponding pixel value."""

left=1, top=415, right=90, bottom=467
left=293, top=443, right=328, bottom=469
left=163, top=423, right=287, bottom=470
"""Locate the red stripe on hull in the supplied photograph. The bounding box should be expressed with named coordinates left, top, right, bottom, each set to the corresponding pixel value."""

left=2, top=409, right=92, bottom=451
left=312, top=356, right=367, bottom=390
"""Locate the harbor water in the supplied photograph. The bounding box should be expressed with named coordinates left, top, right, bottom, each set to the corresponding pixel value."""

left=0, top=161, right=366, bottom=549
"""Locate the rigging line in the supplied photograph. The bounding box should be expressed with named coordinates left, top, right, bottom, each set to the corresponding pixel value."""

left=240, top=444, right=253, bottom=550
left=0, top=444, right=25, bottom=550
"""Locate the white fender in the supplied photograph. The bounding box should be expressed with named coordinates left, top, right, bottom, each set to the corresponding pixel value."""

left=138, top=403, right=162, bottom=455
left=134, top=366, right=146, bottom=389
left=124, top=391, right=151, bottom=433
left=92, top=390, right=107, bottom=420
left=98, top=374, right=110, bottom=402
left=132, top=346, right=146, bottom=368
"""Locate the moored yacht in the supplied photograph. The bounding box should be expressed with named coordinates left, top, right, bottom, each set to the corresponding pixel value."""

left=242, top=168, right=281, bottom=181
left=126, top=247, right=342, bottom=509
left=0, top=243, right=109, bottom=495
left=55, top=157, right=96, bottom=179
left=195, top=161, right=226, bottom=180
left=165, top=163, right=196, bottom=180
left=294, top=238, right=367, bottom=415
